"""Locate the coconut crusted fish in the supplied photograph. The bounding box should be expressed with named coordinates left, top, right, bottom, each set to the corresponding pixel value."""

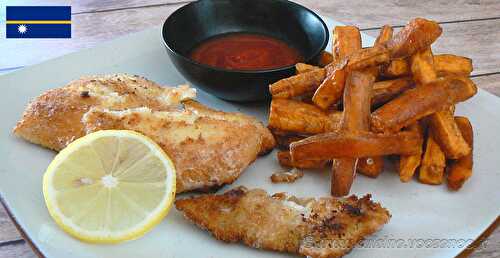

left=13, top=74, right=275, bottom=193
left=176, top=187, right=391, bottom=258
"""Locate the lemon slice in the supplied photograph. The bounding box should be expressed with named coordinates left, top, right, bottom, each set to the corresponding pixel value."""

left=43, top=130, right=176, bottom=243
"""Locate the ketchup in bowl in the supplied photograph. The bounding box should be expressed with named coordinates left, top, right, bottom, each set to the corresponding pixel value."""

left=189, top=33, right=303, bottom=71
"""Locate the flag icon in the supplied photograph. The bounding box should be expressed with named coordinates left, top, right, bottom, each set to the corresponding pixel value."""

left=6, top=6, right=71, bottom=38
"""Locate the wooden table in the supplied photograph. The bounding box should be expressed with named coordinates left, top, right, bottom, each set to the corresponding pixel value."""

left=0, top=1, right=498, bottom=257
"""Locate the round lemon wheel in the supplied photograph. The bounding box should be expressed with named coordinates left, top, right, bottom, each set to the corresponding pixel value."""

left=43, top=130, right=176, bottom=243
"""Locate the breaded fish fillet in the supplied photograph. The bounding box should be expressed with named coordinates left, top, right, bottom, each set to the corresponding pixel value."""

left=176, top=187, right=391, bottom=258
left=13, top=74, right=275, bottom=192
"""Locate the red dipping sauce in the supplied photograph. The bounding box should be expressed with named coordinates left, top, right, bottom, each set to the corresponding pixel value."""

left=189, top=33, right=303, bottom=71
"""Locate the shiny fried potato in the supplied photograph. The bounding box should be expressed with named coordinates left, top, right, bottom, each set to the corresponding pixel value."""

left=357, top=157, right=384, bottom=178
left=269, top=68, right=326, bottom=98
left=331, top=71, right=374, bottom=196
left=272, top=130, right=309, bottom=149
left=290, top=131, right=422, bottom=162
left=318, top=51, right=334, bottom=67
left=419, top=130, right=446, bottom=185
left=447, top=117, right=473, bottom=190
left=296, top=63, right=320, bottom=74
left=371, top=77, right=477, bottom=133
left=346, top=45, right=391, bottom=72
left=410, top=48, right=437, bottom=85
left=375, top=25, right=393, bottom=45
left=429, top=110, right=470, bottom=159
left=381, top=59, right=410, bottom=78
left=269, top=99, right=341, bottom=134
left=332, top=26, right=362, bottom=64
left=434, top=54, right=473, bottom=76
left=312, top=63, right=347, bottom=110
left=399, top=122, right=424, bottom=182
left=386, top=18, right=442, bottom=58
left=277, top=150, right=328, bottom=169
left=371, top=77, right=415, bottom=107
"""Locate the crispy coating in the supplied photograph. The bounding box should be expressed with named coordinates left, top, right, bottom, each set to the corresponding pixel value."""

left=290, top=131, right=422, bottom=162
left=271, top=169, right=305, bottom=183
left=371, top=77, right=415, bottom=107
left=386, top=18, right=442, bottom=58
left=419, top=130, right=446, bottom=185
left=447, top=117, right=473, bottom=190
left=175, top=187, right=391, bottom=258
left=357, top=157, right=384, bottom=178
left=375, top=25, right=394, bottom=45
left=346, top=45, right=391, bottom=72
left=296, top=63, right=321, bottom=74
left=269, top=99, right=342, bottom=134
left=312, top=62, right=347, bottom=110
left=434, top=54, right=473, bottom=76
left=381, top=59, right=410, bottom=78
left=332, top=26, right=362, bottom=64
left=269, top=68, right=326, bottom=98
left=410, top=48, right=437, bottom=85
left=277, top=150, right=328, bottom=169
left=398, top=123, right=424, bottom=182
left=14, top=74, right=274, bottom=193
left=370, top=77, right=477, bottom=133
left=271, top=129, right=310, bottom=149
left=428, top=109, right=470, bottom=159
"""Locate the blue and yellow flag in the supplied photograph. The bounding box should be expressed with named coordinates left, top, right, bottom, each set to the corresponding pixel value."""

left=6, top=6, right=71, bottom=38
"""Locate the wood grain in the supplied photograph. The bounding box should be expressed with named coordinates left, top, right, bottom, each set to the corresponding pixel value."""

left=0, top=241, right=37, bottom=258
left=363, top=19, right=500, bottom=75
left=0, top=206, right=21, bottom=243
left=473, top=74, right=500, bottom=97
left=295, top=0, right=500, bottom=29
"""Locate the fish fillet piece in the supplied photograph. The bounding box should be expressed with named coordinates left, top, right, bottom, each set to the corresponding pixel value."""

left=13, top=74, right=275, bottom=192
left=176, top=187, right=391, bottom=258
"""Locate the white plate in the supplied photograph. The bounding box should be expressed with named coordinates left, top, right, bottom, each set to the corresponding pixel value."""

left=0, top=16, right=499, bottom=258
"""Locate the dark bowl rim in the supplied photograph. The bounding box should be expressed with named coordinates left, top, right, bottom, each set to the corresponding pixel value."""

left=161, top=0, right=329, bottom=74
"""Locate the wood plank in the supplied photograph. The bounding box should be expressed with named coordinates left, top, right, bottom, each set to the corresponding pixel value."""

left=0, top=242, right=37, bottom=258
left=0, top=205, right=21, bottom=243
left=295, top=0, right=500, bottom=29
left=473, top=74, right=500, bottom=97
left=364, top=19, right=500, bottom=75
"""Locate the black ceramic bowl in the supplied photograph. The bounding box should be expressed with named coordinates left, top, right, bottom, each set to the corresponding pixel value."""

left=162, top=0, right=329, bottom=102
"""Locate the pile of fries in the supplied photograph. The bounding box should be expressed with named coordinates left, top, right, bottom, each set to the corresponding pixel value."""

left=268, top=18, right=477, bottom=196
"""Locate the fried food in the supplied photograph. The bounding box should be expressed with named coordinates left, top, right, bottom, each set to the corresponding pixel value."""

left=370, top=76, right=477, bottom=133
left=318, top=50, right=334, bottom=67
left=296, top=63, right=320, bottom=74
left=386, top=18, right=442, bottom=58
left=419, top=130, right=446, bottom=185
left=277, top=150, right=328, bottom=169
left=269, top=99, right=342, bottom=134
left=270, top=68, right=326, bottom=98
left=381, top=59, right=410, bottom=78
left=290, top=131, right=422, bottom=162
left=312, top=63, right=347, bottom=110
left=410, top=48, right=437, bottom=85
left=271, top=129, right=309, bottom=149
left=14, top=74, right=275, bottom=193
left=434, top=54, right=473, bottom=76
left=428, top=110, right=471, bottom=159
left=447, top=117, right=473, bottom=190
left=175, top=187, right=391, bottom=258
left=331, top=71, right=375, bottom=196
left=398, top=123, right=424, bottom=182
left=346, top=45, right=391, bottom=72
left=271, top=168, right=304, bottom=183
left=357, top=157, right=384, bottom=178
left=332, top=26, right=362, bottom=64
left=375, top=25, right=394, bottom=45
left=371, top=77, right=415, bottom=107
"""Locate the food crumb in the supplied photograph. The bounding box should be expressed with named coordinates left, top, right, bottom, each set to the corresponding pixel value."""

left=270, top=168, right=304, bottom=183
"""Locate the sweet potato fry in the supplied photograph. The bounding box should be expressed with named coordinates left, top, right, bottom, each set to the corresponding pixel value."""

left=381, top=59, right=410, bottom=78
left=331, top=71, right=375, bottom=196
left=272, top=130, right=309, bottom=149
left=277, top=150, right=328, bottom=169
left=434, top=54, right=473, bottom=76
left=346, top=45, right=391, bottom=72
left=371, top=77, right=415, bottom=107
left=429, top=110, right=470, bottom=159
left=371, top=77, right=477, bottom=133
left=312, top=63, right=347, bottom=110
left=419, top=130, right=446, bottom=185
left=332, top=26, right=362, bottom=64
left=375, top=25, right=394, bottom=45
left=269, top=99, right=342, bottom=134
left=269, top=68, right=326, bottom=98
left=357, top=157, right=384, bottom=178
left=318, top=51, right=334, bottom=67
left=399, top=122, right=424, bottom=182
left=296, top=63, right=320, bottom=74
left=386, top=18, right=442, bottom=58
left=290, top=131, right=422, bottom=162
left=447, top=116, right=473, bottom=190
left=410, top=48, right=437, bottom=85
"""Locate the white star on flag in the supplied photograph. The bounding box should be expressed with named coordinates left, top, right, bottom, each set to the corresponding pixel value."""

left=18, top=24, right=28, bottom=34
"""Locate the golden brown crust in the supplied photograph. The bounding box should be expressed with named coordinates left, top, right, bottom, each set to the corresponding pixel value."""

left=175, top=187, right=391, bottom=258
left=13, top=74, right=274, bottom=192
